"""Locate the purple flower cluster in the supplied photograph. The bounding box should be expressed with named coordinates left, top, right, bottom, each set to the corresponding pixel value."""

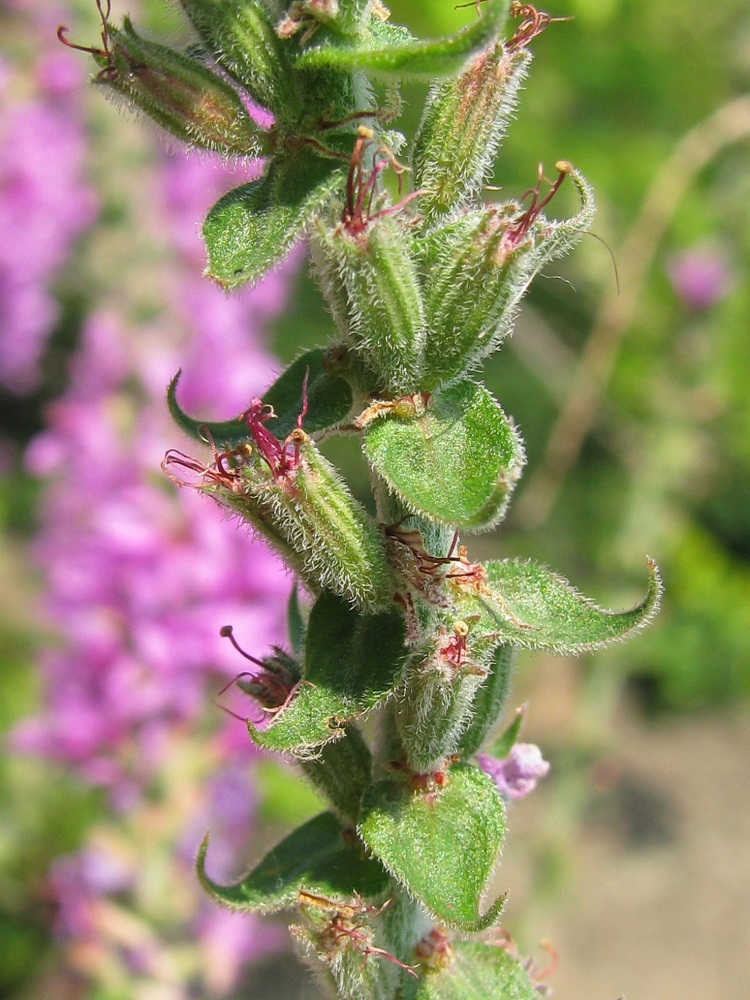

left=48, top=757, right=285, bottom=994
left=477, top=743, right=550, bottom=800
left=7, top=7, right=303, bottom=988
left=666, top=246, right=731, bottom=313
left=0, top=7, right=97, bottom=393
left=14, top=125, right=298, bottom=786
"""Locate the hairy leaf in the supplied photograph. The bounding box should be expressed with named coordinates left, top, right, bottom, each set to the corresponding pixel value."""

left=452, top=558, right=663, bottom=653
left=167, top=349, right=352, bottom=446
left=358, top=763, right=506, bottom=930
left=250, top=594, right=408, bottom=755
left=203, top=159, right=345, bottom=289
left=197, top=811, right=388, bottom=913
left=296, top=0, right=511, bottom=79
left=363, top=381, right=525, bottom=530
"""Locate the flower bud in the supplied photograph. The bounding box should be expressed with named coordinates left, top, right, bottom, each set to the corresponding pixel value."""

left=319, top=219, right=426, bottom=395
left=164, top=420, right=393, bottom=612
left=412, top=42, right=530, bottom=223
left=421, top=162, right=594, bottom=388
left=96, top=16, right=270, bottom=156
left=314, top=130, right=426, bottom=395
left=395, top=617, right=506, bottom=772
left=178, top=0, right=301, bottom=121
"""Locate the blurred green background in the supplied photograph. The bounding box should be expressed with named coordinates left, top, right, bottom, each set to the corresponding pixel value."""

left=2, top=1, right=749, bottom=997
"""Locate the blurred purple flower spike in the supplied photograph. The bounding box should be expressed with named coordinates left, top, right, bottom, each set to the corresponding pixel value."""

left=0, top=20, right=96, bottom=394
left=666, top=247, right=731, bottom=312
left=477, top=743, right=550, bottom=800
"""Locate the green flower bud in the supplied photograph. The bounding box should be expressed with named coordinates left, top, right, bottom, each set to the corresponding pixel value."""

left=164, top=405, right=393, bottom=612
left=395, top=617, right=506, bottom=772
left=178, top=0, right=301, bottom=121
left=82, top=13, right=270, bottom=156
left=412, top=41, right=530, bottom=223
left=421, top=161, right=594, bottom=388
left=314, top=129, right=426, bottom=395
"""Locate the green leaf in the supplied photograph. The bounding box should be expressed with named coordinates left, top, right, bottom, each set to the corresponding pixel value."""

left=358, top=763, right=506, bottom=931
left=203, top=159, right=345, bottom=289
left=250, top=593, right=408, bottom=755
left=406, top=941, right=537, bottom=1000
left=453, top=558, right=663, bottom=653
left=167, top=349, right=352, bottom=446
left=362, top=381, right=525, bottom=531
left=197, top=811, right=389, bottom=913
left=263, top=349, right=353, bottom=439
left=296, top=0, right=511, bottom=78
left=287, top=585, right=306, bottom=656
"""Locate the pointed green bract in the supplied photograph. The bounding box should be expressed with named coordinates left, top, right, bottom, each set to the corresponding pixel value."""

left=406, top=941, right=538, bottom=1000
left=358, top=764, right=506, bottom=931
left=451, top=557, right=663, bottom=653
left=203, top=159, right=346, bottom=289
left=456, top=644, right=515, bottom=759
left=197, top=812, right=389, bottom=914
left=296, top=0, right=511, bottom=78
left=483, top=705, right=524, bottom=760
left=167, top=350, right=352, bottom=447
left=263, top=349, right=353, bottom=439
left=362, top=381, right=525, bottom=530
left=250, top=593, right=408, bottom=755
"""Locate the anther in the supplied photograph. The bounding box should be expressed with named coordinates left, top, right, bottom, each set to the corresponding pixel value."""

left=219, top=625, right=265, bottom=668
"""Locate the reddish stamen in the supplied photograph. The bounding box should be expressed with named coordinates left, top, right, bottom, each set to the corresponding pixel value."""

left=297, top=367, right=310, bottom=431
left=342, top=128, right=422, bottom=236
left=218, top=626, right=302, bottom=716
left=216, top=670, right=256, bottom=698
left=505, top=161, right=570, bottom=247
left=240, top=398, right=295, bottom=479
left=57, top=1, right=118, bottom=82
left=507, top=4, right=573, bottom=51
left=219, top=625, right=265, bottom=668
